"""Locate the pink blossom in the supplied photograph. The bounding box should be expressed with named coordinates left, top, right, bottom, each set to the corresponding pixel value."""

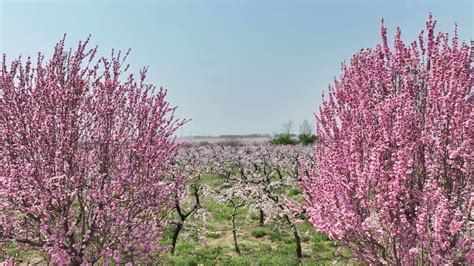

left=0, top=37, right=186, bottom=264
left=301, top=15, right=472, bottom=264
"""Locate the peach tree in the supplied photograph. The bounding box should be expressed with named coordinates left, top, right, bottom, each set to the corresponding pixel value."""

left=301, top=16, right=472, bottom=264
left=0, top=37, right=186, bottom=264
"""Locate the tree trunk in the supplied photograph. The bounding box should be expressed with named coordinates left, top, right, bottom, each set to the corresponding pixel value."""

left=232, top=207, right=241, bottom=255
left=292, top=225, right=302, bottom=259
left=172, top=189, right=197, bottom=255
left=171, top=222, right=183, bottom=255
left=285, top=215, right=302, bottom=259
left=193, top=184, right=201, bottom=208
left=259, top=209, right=264, bottom=226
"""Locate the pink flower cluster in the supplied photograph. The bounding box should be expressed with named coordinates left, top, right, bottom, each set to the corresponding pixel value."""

left=0, top=37, right=186, bottom=264
left=301, top=15, right=472, bottom=264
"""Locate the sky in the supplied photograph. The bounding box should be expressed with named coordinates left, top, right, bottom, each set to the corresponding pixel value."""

left=0, top=0, right=472, bottom=136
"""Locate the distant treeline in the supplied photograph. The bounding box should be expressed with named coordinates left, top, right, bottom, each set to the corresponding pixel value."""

left=183, top=134, right=271, bottom=139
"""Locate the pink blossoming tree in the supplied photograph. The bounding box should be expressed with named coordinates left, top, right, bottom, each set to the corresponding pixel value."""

left=301, top=16, right=473, bottom=264
left=0, top=37, right=186, bottom=264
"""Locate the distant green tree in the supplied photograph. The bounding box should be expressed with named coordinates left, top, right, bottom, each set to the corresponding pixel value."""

left=271, top=134, right=298, bottom=145
left=298, top=134, right=317, bottom=145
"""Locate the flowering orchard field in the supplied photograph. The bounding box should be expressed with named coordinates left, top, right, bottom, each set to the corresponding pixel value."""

left=2, top=139, right=356, bottom=265
left=162, top=142, right=354, bottom=265
left=0, top=16, right=472, bottom=265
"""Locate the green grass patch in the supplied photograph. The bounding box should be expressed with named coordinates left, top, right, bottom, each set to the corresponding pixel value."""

left=251, top=228, right=267, bottom=238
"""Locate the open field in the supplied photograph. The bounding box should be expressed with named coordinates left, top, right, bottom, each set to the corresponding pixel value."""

left=160, top=173, right=355, bottom=265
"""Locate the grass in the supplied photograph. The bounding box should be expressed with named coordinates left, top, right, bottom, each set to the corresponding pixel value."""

left=161, top=173, right=355, bottom=265
left=251, top=228, right=267, bottom=238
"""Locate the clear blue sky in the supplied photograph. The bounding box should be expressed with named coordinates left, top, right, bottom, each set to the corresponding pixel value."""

left=1, top=0, right=472, bottom=136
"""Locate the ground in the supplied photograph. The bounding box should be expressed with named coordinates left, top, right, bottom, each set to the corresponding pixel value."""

left=160, top=174, right=355, bottom=265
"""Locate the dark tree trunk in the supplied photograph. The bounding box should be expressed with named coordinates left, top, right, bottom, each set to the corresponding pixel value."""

left=171, top=221, right=183, bottom=255
left=171, top=194, right=197, bottom=255
left=291, top=224, right=303, bottom=259
left=231, top=207, right=241, bottom=255
left=230, top=199, right=245, bottom=255
left=193, top=184, right=201, bottom=208
left=259, top=209, right=264, bottom=226
left=286, top=215, right=302, bottom=259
